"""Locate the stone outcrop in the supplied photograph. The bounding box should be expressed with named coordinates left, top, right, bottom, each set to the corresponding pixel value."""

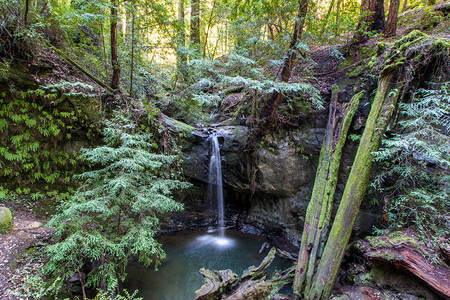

left=178, top=122, right=382, bottom=245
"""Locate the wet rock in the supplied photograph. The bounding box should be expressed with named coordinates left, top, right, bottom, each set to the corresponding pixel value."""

left=180, top=123, right=379, bottom=244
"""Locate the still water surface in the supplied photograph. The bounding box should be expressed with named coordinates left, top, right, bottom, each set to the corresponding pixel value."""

left=124, top=229, right=287, bottom=299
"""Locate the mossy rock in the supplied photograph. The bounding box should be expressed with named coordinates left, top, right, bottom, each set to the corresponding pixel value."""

left=0, top=207, right=13, bottom=233
left=419, top=7, right=444, bottom=30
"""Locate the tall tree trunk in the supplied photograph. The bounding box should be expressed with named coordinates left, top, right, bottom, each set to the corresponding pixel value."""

left=190, top=0, right=201, bottom=52
left=319, top=0, right=335, bottom=38
left=293, top=88, right=363, bottom=298
left=402, top=0, right=408, bottom=12
left=335, top=0, right=342, bottom=35
left=384, top=0, right=400, bottom=36
left=24, top=0, right=30, bottom=25
left=257, top=0, right=309, bottom=134
left=307, top=66, right=402, bottom=299
left=175, top=0, right=188, bottom=81
left=202, top=0, right=217, bottom=58
left=110, top=0, right=121, bottom=91
left=129, top=0, right=135, bottom=96
left=353, top=0, right=386, bottom=44
left=100, top=25, right=109, bottom=81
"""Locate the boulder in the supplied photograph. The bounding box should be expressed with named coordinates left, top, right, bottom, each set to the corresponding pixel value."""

left=0, top=207, right=13, bottom=233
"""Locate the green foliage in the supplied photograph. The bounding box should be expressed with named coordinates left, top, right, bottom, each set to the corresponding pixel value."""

left=0, top=0, right=43, bottom=60
left=0, top=84, right=100, bottom=206
left=169, top=51, right=322, bottom=123
left=44, top=113, right=190, bottom=294
left=373, top=83, right=450, bottom=244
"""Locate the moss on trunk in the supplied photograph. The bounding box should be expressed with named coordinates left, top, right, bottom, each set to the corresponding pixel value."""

left=294, top=87, right=363, bottom=297
left=307, top=68, right=400, bottom=299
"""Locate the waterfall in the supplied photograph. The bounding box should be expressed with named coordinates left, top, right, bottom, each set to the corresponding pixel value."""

left=208, top=134, right=225, bottom=237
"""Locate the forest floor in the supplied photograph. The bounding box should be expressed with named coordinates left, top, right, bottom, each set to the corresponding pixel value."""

left=0, top=206, right=52, bottom=299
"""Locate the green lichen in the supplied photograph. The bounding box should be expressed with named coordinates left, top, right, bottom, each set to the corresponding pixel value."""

left=0, top=207, right=13, bottom=233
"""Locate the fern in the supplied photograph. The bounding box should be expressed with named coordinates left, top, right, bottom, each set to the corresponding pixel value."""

left=373, top=83, right=450, bottom=244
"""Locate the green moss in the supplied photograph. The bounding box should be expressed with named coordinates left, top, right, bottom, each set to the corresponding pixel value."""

left=346, top=64, right=365, bottom=78
left=367, top=231, right=423, bottom=249
left=393, top=30, right=428, bottom=50
left=360, top=46, right=377, bottom=58
left=419, top=7, right=444, bottom=30
left=376, top=43, right=387, bottom=56
left=0, top=207, right=13, bottom=233
left=161, top=114, right=195, bottom=136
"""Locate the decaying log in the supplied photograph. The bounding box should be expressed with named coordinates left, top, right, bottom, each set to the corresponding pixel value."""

left=277, top=249, right=298, bottom=263
left=241, top=247, right=276, bottom=281
left=440, top=242, right=450, bottom=264
left=356, top=231, right=450, bottom=298
left=195, top=247, right=294, bottom=300
left=194, top=269, right=239, bottom=300
left=225, top=268, right=294, bottom=300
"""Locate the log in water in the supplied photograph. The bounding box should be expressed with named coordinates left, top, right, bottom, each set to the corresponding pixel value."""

left=124, top=230, right=288, bottom=300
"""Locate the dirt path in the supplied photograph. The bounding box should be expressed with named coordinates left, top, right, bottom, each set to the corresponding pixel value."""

left=0, top=209, right=53, bottom=299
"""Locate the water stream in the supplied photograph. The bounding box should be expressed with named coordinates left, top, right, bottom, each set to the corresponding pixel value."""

left=207, top=134, right=224, bottom=237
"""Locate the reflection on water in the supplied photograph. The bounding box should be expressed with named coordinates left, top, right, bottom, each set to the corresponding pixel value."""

left=124, top=229, right=288, bottom=300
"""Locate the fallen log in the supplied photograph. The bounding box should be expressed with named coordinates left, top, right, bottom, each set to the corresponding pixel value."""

left=194, top=269, right=239, bottom=300
left=355, top=231, right=450, bottom=298
left=195, top=247, right=294, bottom=300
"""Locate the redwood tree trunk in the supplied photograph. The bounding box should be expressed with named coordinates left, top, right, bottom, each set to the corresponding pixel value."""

left=307, top=67, right=401, bottom=299
left=384, top=0, right=400, bottom=37
left=190, top=0, right=200, bottom=51
left=24, top=0, right=30, bottom=25
left=176, top=0, right=188, bottom=77
left=402, top=0, right=408, bottom=12
left=129, top=0, right=135, bottom=96
left=353, top=0, right=386, bottom=44
left=110, top=0, right=121, bottom=91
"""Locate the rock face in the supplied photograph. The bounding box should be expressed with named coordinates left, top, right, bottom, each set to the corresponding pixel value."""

left=0, top=207, right=13, bottom=234
left=181, top=123, right=382, bottom=245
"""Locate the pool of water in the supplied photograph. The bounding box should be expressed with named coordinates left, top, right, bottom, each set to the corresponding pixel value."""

left=124, top=229, right=289, bottom=300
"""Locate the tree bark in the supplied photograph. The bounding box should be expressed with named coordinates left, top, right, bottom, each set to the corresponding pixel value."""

left=401, top=0, right=408, bottom=12
left=129, top=0, right=135, bottom=96
left=335, top=0, right=342, bottom=35
left=257, top=0, right=309, bottom=134
left=353, top=0, right=386, bottom=44
left=384, top=0, right=400, bottom=37
left=176, top=0, right=188, bottom=77
left=202, top=0, right=216, bottom=58
left=293, top=87, right=363, bottom=298
left=24, top=0, right=30, bottom=25
left=110, top=0, right=121, bottom=91
left=307, top=67, right=401, bottom=299
left=319, top=0, right=335, bottom=38
left=190, top=0, right=201, bottom=52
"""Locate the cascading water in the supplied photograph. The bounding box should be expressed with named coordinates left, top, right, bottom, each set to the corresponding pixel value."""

left=207, top=134, right=225, bottom=238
